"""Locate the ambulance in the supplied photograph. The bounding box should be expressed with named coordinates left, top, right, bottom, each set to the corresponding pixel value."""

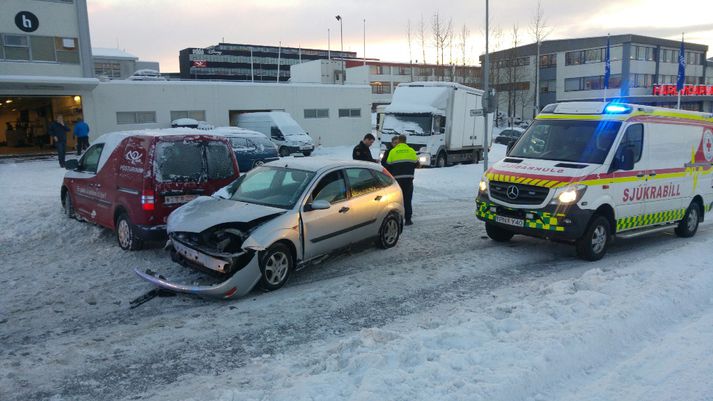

left=476, top=102, right=713, bottom=260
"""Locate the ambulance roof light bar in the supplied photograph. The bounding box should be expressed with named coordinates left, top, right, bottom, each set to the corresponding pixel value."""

left=603, top=103, right=632, bottom=114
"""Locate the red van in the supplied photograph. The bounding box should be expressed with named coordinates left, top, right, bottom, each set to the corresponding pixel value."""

left=60, top=129, right=240, bottom=250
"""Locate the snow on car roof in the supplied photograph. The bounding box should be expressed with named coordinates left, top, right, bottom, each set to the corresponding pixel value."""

left=262, top=158, right=380, bottom=173
left=210, top=127, right=267, bottom=137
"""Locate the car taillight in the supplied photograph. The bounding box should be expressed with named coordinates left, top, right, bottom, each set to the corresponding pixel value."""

left=382, top=167, right=394, bottom=178
left=141, top=189, right=155, bottom=211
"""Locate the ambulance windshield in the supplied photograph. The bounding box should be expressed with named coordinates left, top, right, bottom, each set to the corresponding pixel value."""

left=507, top=120, right=622, bottom=164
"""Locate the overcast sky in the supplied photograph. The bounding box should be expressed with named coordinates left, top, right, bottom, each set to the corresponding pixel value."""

left=88, top=0, right=713, bottom=72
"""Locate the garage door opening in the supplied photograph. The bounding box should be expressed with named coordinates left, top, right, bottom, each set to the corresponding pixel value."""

left=0, top=95, right=84, bottom=157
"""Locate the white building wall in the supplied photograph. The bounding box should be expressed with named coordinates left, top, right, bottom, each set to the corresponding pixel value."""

left=89, top=81, right=371, bottom=147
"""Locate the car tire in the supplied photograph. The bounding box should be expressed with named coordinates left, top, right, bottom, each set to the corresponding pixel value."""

left=116, top=212, right=144, bottom=251
left=63, top=192, right=75, bottom=219
left=258, top=243, right=293, bottom=291
left=377, top=214, right=401, bottom=249
left=436, top=152, right=447, bottom=168
left=575, top=215, right=610, bottom=261
left=675, top=202, right=700, bottom=238
left=302, top=151, right=312, bottom=157
left=485, top=222, right=514, bottom=242
left=279, top=147, right=291, bottom=157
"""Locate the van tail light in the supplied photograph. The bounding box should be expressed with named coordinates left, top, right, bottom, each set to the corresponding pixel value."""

left=141, top=189, right=155, bottom=211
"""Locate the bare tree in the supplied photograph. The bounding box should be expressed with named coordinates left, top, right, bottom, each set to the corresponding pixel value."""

left=417, top=14, right=427, bottom=64
left=458, top=24, right=470, bottom=66
left=406, top=19, right=413, bottom=63
left=529, top=0, right=552, bottom=115
left=508, top=24, right=520, bottom=125
left=431, top=11, right=443, bottom=66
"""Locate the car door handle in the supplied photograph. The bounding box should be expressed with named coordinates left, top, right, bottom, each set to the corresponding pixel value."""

left=339, top=206, right=350, bottom=214
left=374, top=195, right=382, bottom=201
left=636, top=173, right=645, bottom=178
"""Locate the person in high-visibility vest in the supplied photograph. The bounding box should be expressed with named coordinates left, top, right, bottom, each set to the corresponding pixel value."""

left=386, top=134, right=418, bottom=225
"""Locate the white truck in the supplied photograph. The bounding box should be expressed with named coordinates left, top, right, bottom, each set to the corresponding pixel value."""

left=380, top=82, right=494, bottom=167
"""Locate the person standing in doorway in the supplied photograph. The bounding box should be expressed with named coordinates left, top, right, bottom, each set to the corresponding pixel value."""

left=352, top=133, right=378, bottom=162
left=73, top=118, right=90, bottom=155
left=48, top=115, right=69, bottom=167
left=386, top=134, right=418, bottom=226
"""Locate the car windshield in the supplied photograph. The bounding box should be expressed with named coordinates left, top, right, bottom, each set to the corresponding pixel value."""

left=507, top=119, right=622, bottom=164
left=251, top=136, right=276, bottom=150
left=229, top=166, right=315, bottom=209
left=382, top=113, right=432, bottom=136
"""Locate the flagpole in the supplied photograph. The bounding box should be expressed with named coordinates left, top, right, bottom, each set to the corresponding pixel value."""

left=677, top=32, right=684, bottom=110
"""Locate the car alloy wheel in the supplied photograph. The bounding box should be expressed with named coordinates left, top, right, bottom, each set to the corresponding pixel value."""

left=377, top=214, right=401, bottom=249
left=259, top=243, right=293, bottom=291
left=116, top=213, right=143, bottom=251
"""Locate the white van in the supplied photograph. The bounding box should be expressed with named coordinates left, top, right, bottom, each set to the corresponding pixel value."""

left=235, top=111, right=315, bottom=157
left=477, top=102, right=713, bottom=260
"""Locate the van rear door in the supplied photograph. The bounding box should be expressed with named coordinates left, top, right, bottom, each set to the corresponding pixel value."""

left=153, top=137, right=238, bottom=215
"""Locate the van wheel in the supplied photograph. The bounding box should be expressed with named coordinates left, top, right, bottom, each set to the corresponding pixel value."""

left=116, top=212, right=143, bottom=251
left=302, top=151, right=312, bottom=157
left=675, top=202, right=700, bottom=238
left=377, top=214, right=401, bottom=249
left=485, top=222, right=514, bottom=242
left=436, top=152, right=447, bottom=168
left=63, top=193, right=75, bottom=219
left=259, top=243, right=293, bottom=291
left=279, top=147, right=291, bottom=157
left=575, top=215, right=610, bottom=261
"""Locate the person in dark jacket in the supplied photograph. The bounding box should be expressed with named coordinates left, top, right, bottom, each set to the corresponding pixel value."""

left=352, top=133, right=378, bottom=162
left=73, top=118, right=90, bottom=155
left=386, top=134, right=418, bottom=225
left=381, top=136, right=399, bottom=169
left=48, top=115, right=70, bottom=167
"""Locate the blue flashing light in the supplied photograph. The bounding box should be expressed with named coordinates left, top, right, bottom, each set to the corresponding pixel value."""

left=604, top=104, right=631, bottom=114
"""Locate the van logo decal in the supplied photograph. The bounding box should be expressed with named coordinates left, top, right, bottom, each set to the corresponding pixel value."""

left=506, top=185, right=519, bottom=200
left=703, top=130, right=713, bottom=162
left=125, top=150, right=143, bottom=165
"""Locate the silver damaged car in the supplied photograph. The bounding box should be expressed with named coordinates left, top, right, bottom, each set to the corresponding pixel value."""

left=135, top=159, right=405, bottom=298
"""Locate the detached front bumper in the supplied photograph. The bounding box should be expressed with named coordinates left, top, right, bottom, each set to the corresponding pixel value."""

left=475, top=194, right=593, bottom=241
left=133, top=251, right=262, bottom=299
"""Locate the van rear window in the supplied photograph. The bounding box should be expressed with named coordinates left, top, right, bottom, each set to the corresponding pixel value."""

left=155, top=141, right=235, bottom=182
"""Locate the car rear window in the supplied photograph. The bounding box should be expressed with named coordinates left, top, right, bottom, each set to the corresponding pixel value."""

left=155, top=140, right=235, bottom=182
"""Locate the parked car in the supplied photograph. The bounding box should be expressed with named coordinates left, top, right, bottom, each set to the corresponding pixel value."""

left=61, top=129, right=240, bottom=250
left=494, top=127, right=525, bottom=145
left=235, top=111, right=315, bottom=157
left=211, top=127, right=279, bottom=172
left=135, top=159, right=404, bottom=299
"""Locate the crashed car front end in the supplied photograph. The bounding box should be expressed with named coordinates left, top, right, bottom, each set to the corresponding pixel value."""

left=134, top=196, right=287, bottom=299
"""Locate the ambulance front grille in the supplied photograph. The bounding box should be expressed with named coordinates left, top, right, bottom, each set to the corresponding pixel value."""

left=489, top=181, right=550, bottom=205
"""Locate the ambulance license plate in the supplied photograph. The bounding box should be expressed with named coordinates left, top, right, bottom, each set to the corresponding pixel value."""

left=164, top=195, right=197, bottom=205
left=495, top=215, right=524, bottom=227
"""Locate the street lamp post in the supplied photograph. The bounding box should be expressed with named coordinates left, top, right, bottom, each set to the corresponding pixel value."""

left=336, top=15, right=344, bottom=84
left=482, top=0, right=490, bottom=171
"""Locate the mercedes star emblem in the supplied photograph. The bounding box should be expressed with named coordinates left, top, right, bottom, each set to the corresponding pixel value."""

left=506, top=185, right=519, bottom=200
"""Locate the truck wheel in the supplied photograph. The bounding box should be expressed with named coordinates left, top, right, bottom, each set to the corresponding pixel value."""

left=485, top=222, right=514, bottom=242
left=279, top=147, right=291, bottom=157
left=259, top=243, right=293, bottom=291
left=302, top=151, right=312, bottom=157
left=675, top=202, right=700, bottom=238
left=575, top=215, right=610, bottom=261
left=116, top=212, right=144, bottom=251
left=436, top=152, right=447, bottom=168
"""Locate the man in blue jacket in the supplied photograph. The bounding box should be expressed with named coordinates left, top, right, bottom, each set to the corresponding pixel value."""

left=73, top=118, right=90, bottom=155
left=48, top=115, right=70, bottom=167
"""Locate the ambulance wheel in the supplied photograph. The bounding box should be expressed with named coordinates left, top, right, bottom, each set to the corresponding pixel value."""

left=675, top=202, right=700, bottom=238
left=575, top=215, right=610, bottom=261
left=485, top=222, right=514, bottom=242
left=258, top=243, right=293, bottom=291
left=116, top=212, right=143, bottom=251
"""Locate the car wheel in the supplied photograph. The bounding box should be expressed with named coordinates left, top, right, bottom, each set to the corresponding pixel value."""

left=116, top=212, right=143, bottom=251
left=63, top=192, right=75, bottom=219
left=259, top=243, right=293, bottom=291
left=302, top=151, right=312, bottom=157
left=377, top=214, right=401, bottom=249
left=436, top=152, right=447, bottom=168
left=485, top=222, right=514, bottom=242
left=254, top=160, right=265, bottom=167
left=279, top=147, right=291, bottom=157
left=675, top=202, right=700, bottom=238
left=575, top=215, right=610, bottom=261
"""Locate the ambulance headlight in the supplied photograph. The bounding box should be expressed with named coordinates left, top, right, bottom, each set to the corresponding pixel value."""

left=554, top=185, right=587, bottom=204
left=479, top=177, right=488, bottom=193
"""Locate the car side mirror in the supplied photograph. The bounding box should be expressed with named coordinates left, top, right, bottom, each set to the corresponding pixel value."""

left=65, top=159, right=79, bottom=170
left=307, top=200, right=331, bottom=211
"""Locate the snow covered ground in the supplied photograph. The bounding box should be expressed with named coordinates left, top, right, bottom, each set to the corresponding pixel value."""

left=1, top=144, right=712, bottom=401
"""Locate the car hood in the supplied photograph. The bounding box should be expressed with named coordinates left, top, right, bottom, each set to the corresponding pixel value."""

left=167, top=196, right=286, bottom=233
left=487, top=158, right=605, bottom=187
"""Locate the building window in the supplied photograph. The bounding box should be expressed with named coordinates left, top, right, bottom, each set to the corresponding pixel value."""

left=539, top=79, right=556, bottom=93
left=565, top=74, right=621, bottom=91
left=539, top=53, right=556, bottom=68
left=170, top=110, right=206, bottom=121
left=0, top=33, right=79, bottom=63
left=304, top=109, right=329, bottom=119
left=370, top=81, right=391, bottom=94
left=95, top=62, right=122, bottom=79
left=370, top=65, right=387, bottom=75
left=396, top=66, right=411, bottom=75
left=117, top=111, right=157, bottom=125
left=338, top=108, right=361, bottom=118
left=630, top=74, right=654, bottom=88
left=3, top=34, right=30, bottom=60
left=30, top=36, right=55, bottom=61
left=630, top=45, right=655, bottom=61
left=565, top=46, right=622, bottom=66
